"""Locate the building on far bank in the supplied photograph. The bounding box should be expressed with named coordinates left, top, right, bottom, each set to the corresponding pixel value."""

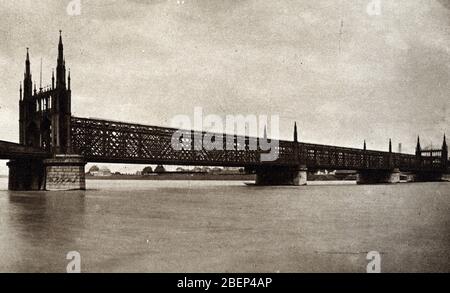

left=192, top=167, right=204, bottom=173
left=221, top=167, right=243, bottom=174
left=211, top=167, right=223, bottom=174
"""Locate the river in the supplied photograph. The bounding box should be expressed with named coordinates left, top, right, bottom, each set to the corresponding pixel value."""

left=0, top=178, right=448, bottom=272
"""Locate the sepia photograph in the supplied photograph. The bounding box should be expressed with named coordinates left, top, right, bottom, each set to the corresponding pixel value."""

left=0, top=0, right=449, bottom=281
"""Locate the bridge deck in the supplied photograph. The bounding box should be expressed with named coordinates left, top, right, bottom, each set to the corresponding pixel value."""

left=71, top=117, right=447, bottom=172
left=1, top=117, right=446, bottom=173
left=0, top=140, right=50, bottom=160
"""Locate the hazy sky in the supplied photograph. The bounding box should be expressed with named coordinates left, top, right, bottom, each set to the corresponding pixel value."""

left=0, top=0, right=449, bottom=174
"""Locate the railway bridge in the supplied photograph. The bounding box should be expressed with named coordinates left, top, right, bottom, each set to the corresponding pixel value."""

left=1, top=33, right=448, bottom=190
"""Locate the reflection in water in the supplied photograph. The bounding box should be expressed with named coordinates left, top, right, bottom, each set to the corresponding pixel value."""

left=0, top=178, right=449, bottom=272
left=8, top=191, right=86, bottom=238
left=2, top=191, right=86, bottom=272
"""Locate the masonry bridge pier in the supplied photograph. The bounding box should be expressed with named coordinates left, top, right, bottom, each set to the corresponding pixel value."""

left=1, top=33, right=449, bottom=191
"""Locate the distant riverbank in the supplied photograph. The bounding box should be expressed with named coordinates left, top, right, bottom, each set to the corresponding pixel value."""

left=86, top=173, right=358, bottom=181
left=86, top=173, right=256, bottom=181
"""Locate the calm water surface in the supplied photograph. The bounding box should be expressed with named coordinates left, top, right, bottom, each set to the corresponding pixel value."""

left=0, top=178, right=448, bottom=272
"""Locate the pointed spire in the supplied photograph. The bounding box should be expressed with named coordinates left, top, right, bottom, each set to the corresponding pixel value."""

left=56, top=30, right=66, bottom=87
left=443, top=134, right=447, bottom=151
left=39, top=58, right=43, bottom=92
left=389, top=139, right=392, bottom=153
left=52, top=69, right=55, bottom=89
left=59, top=30, right=63, bottom=49
left=25, top=47, right=31, bottom=77
left=294, top=122, right=298, bottom=143
left=363, top=140, right=367, bottom=151
left=415, top=136, right=421, bottom=157
left=23, top=48, right=33, bottom=99
left=68, top=69, right=71, bottom=90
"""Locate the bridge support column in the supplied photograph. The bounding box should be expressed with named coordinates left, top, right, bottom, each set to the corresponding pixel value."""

left=7, top=159, right=45, bottom=191
left=44, top=155, right=86, bottom=191
left=255, top=165, right=307, bottom=186
left=357, top=168, right=400, bottom=184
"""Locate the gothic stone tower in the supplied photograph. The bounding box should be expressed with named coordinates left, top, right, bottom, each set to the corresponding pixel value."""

left=52, top=30, right=72, bottom=154
left=19, top=48, right=41, bottom=148
left=12, top=31, right=85, bottom=191
left=19, top=31, right=72, bottom=154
